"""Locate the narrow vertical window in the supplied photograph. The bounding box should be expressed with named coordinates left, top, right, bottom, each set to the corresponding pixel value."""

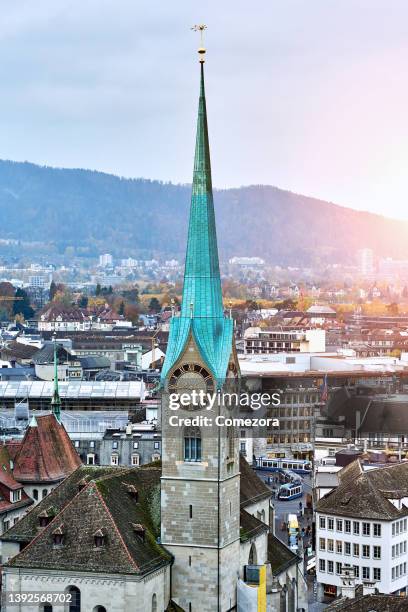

left=189, top=505, right=193, bottom=519
left=184, top=427, right=202, bottom=462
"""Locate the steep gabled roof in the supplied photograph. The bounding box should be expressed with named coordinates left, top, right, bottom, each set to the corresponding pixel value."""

left=316, top=459, right=408, bottom=520
left=1, top=466, right=126, bottom=543
left=0, top=445, right=32, bottom=516
left=239, top=454, right=272, bottom=508
left=240, top=509, right=268, bottom=542
left=6, top=466, right=170, bottom=575
left=267, top=533, right=299, bottom=575
left=13, top=414, right=82, bottom=483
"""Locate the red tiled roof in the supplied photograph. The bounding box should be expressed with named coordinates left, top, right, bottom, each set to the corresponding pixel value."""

left=0, top=445, right=23, bottom=490
left=13, top=415, right=82, bottom=484
left=5, top=441, right=22, bottom=461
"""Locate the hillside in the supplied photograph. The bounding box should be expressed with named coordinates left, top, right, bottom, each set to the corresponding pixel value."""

left=0, top=159, right=406, bottom=265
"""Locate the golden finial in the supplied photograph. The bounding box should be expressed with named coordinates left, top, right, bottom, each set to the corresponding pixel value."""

left=191, top=24, right=207, bottom=62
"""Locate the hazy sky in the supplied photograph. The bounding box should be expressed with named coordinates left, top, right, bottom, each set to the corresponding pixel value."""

left=1, top=1, right=408, bottom=219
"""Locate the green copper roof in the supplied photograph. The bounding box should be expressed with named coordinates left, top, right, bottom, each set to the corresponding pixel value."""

left=51, top=341, right=62, bottom=422
left=161, top=62, right=233, bottom=388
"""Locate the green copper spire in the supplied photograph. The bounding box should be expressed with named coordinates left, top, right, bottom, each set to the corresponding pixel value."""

left=161, top=52, right=233, bottom=388
left=180, top=62, right=223, bottom=320
left=51, top=339, right=62, bottom=423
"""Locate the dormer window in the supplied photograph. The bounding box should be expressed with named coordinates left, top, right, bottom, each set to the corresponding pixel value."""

left=11, top=489, right=22, bottom=503
left=78, top=477, right=89, bottom=492
left=38, top=510, right=53, bottom=528
left=52, top=525, right=65, bottom=547
left=132, top=523, right=145, bottom=542
left=93, top=528, right=105, bottom=548
left=125, top=484, right=139, bottom=501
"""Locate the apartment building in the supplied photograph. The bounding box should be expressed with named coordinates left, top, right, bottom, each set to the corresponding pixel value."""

left=244, top=327, right=326, bottom=354
left=316, top=460, right=408, bottom=600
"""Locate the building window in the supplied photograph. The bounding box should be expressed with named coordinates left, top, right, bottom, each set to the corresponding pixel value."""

left=11, top=489, right=21, bottom=503
left=90, top=441, right=95, bottom=448
left=52, top=530, right=65, bottom=547
left=362, top=567, right=370, bottom=580
left=87, top=454, right=95, bottom=465
left=3, top=519, right=10, bottom=532
left=66, top=586, right=80, bottom=612
left=319, top=516, right=326, bottom=529
left=353, top=543, right=359, bottom=557
left=362, top=522, right=370, bottom=536
left=336, top=562, right=342, bottom=575
left=345, top=542, right=351, bottom=555
left=133, top=441, right=139, bottom=449
left=110, top=454, right=118, bottom=466
left=74, top=440, right=80, bottom=448
left=353, top=521, right=360, bottom=535
left=345, top=520, right=351, bottom=534
left=373, top=567, right=381, bottom=581
left=154, top=441, right=160, bottom=449
left=373, top=545, right=381, bottom=559
left=184, top=427, right=202, bottom=462
left=336, top=519, right=343, bottom=532
left=33, top=489, right=38, bottom=501
left=131, top=454, right=140, bottom=466
left=328, top=518, right=334, bottom=530
left=42, top=489, right=48, bottom=498
left=328, top=560, right=334, bottom=574
left=319, top=559, right=326, bottom=572
left=336, top=541, right=342, bottom=554
left=112, top=441, right=118, bottom=449
left=152, top=594, right=157, bottom=612
left=353, top=565, right=359, bottom=578
left=373, top=523, right=381, bottom=537
left=327, top=539, right=334, bottom=552
left=362, top=545, right=370, bottom=558
left=94, top=529, right=105, bottom=548
left=319, top=538, right=326, bottom=551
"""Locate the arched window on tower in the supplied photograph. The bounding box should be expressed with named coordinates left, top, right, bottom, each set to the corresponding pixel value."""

left=152, top=594, right=157, bottom=612
left=184, top=427, right=201, bottom=462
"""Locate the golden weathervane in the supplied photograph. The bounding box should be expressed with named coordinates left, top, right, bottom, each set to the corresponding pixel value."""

left=191, top=24, right=207, bottom=62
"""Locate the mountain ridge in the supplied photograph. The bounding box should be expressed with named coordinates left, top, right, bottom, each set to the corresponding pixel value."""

left=0, top=159, right=406, bottom=265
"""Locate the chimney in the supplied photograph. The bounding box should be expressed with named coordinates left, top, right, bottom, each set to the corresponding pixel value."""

left=340, top=565, right=356, bottom=599
left=362, top=580, right=377, bottom=596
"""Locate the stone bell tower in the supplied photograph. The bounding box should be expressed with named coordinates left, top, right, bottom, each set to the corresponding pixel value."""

left=160, top=31, right=241, bottom=612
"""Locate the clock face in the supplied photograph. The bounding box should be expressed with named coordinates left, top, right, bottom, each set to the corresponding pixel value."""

left=168, top=363, right=214, bottom=410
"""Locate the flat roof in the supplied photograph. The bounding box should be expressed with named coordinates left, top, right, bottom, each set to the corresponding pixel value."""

left=0, top=380, right=145, bottom=399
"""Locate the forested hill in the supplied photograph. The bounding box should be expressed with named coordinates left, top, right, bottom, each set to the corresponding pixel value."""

left=0, top=159, right=406, bottom=265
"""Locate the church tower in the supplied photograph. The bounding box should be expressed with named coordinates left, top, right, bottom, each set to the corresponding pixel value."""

left=160, top=35, right=241, bottom=612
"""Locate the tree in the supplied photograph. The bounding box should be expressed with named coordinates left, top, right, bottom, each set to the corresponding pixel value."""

left=118, top=301, right=125, bottom=316
left=95, top=283, right=101, bottom=296
left=0, top=281, right=15, bottom=319
left=49, top=280, right=57, bottom=301
left=121, top=287, right=140, bottom=304
left=78, top=295, right=88, bottom=308
left=148, top=297, right=161, bottom=313
left=387, top=302, right=399, bottom=316
left=13, top=289, right=34, bottom=320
